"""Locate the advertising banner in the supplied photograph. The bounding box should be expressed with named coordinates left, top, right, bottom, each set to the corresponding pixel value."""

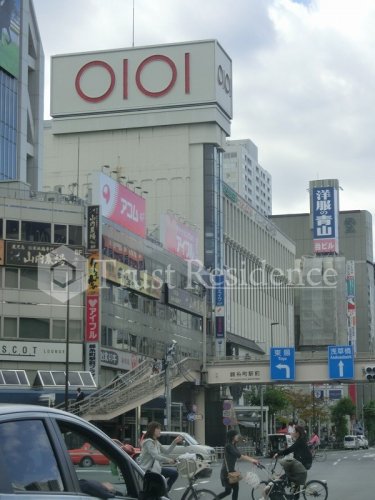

left=0, top=341, right=82, bottom=363
left=87, top=205, right=100, bottom=251
left=101, top=348, right=141, bottom=371
left=5, top=241, right=84, bottom=267
left=86, top=342, right=99, bottom=382
left=346, top=260, right=357, bottom=352
left=87, top=253, right=100, bottom=295
left=93, top=174, right=146, bottom=238
left=85, top=294, right=100, bottom=342
left=160, top=213, right=198, bottom=260
left=312, top=186, right=339, bottom=254
left=0, top=0, right=20, bottom=78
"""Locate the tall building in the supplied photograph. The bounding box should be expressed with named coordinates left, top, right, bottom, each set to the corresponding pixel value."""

left=223, top=139, right=272, bottom=216
left=0, top=0, right=44, bottom=189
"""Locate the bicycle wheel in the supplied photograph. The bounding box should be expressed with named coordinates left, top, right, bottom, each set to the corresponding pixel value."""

left=303, top=479, right=328, bottom=500
left=185, top=487, right=218, bottom=500
left=314, top=449, right=327, bottom=462
left=251, top=480, right=270, bottom=500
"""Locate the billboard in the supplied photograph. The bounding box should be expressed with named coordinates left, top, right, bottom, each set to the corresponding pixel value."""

left=92, top=173, right=146, bottom=238
left=0, top=0, right=20, bottom=78
left=346, top=260, right=357, bottom=352
left=51, top=40, right=232, bottom=119
left=311, top=186, right=339, bottom=254
left=160, top=213, right=198, bottom=261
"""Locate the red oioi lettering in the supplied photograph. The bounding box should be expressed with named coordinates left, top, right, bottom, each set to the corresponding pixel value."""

left=75, top=53, right=191, bottom=102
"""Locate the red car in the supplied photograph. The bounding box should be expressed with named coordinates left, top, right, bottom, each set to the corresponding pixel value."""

left=68, top=442, right=110, bottom=468
left=112, top=439, right=141, bottom=460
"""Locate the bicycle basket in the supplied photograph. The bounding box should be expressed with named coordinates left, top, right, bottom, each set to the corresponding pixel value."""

left=244, top=471, right=260, bottom=488
left=176, top=458, right=211, bottom=479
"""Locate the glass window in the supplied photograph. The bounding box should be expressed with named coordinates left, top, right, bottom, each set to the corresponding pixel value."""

left=5, top=220, right=19, bottom=239
left=69, top=225, right=82, bottom=245
left=0, top=419, right=64, bottom=493
left=54, top=224, right=67, bottom=244
left=0, top=218, right=3, bottom=238
left=3, top=317, right=17, bottom=338
left=19, top=318, right=50, bottom=339
left=69, top=320, right=82, bottom=341
left=20, top=268, right=38, bottom=289
left=4, top=267, right=18, bottom=288
left=52, top=319, right=65, bottom=339
left=21, top=221, right=51, bottom=242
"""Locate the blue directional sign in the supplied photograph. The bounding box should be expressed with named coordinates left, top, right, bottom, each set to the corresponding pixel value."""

left=328, top=345, right=354, bottom=379
left=270, top=347, right=295, bottom=381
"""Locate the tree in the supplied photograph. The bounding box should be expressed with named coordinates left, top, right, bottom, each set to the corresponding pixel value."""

left=331, top=397, right=356, bottom=443
left=283, top=388, right=329, bottom=426
left=363, top=401, right=375, bottom=444
left=244, top=387, right=289, bottom=416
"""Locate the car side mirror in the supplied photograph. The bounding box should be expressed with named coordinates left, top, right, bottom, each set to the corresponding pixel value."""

left=140, top=471, right=168, bottom=500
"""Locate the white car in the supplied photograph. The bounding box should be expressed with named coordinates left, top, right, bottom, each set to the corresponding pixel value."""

left=343, top=435, right=359, bottom=449
left=158, top=431, right=217, bottom=462
left=357, top=435, right=369, bottom=449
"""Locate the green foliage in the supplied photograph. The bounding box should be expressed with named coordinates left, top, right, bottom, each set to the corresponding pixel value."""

left=244, top=387, right=289, bottom=415
left=331, top=397, right=356, bottom=442
left=363, top=401, right=375, bottom=444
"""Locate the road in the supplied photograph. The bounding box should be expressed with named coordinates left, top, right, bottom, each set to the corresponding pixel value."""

left=170, top=447, right=375, bottom=499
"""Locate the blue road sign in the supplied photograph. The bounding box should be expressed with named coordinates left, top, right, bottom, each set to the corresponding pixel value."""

left=270, top=347, right=295, bottom=381
left=328, top=345, right=354, bottom=379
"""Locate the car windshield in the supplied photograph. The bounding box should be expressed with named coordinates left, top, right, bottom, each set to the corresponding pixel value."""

left=345, top=437, right=354, bottom=441
left=185, top=435, right=199, bottom=445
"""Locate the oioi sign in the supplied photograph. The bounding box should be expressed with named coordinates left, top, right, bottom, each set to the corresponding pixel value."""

left=51, top=40, right=232, bottom=119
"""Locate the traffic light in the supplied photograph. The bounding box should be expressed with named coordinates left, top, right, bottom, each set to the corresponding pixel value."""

left=364, top=366, right=375, bottom=381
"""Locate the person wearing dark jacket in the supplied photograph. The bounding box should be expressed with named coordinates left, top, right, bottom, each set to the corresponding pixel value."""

left=274, top=425, right=312, bottom=498
left=217, top=430, right=259, bottom=500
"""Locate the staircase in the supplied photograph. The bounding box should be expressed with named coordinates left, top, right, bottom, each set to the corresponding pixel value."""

left=67, top=357, right=200, bottom=421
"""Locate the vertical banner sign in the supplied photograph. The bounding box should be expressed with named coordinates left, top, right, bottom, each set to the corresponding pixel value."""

left=87, top=206, right=100, bottom=251
left=346, top=260, right=357, bottom=352
left=312, top=186, right=339, bottom=254
left=214, top=274, right=225, bottom=339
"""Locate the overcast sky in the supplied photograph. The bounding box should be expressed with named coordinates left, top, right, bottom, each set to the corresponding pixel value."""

left=33, top=0, right=375, bottom=228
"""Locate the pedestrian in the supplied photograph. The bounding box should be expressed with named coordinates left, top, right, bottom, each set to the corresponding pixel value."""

left=217, top=430, right=259, bottom=500
left=76, top=387, right=85, bottom=403
left=137, top=421, right=183, bottom=492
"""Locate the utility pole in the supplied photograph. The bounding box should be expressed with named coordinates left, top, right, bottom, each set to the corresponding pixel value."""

left=164, top=341, right=176, bottom=430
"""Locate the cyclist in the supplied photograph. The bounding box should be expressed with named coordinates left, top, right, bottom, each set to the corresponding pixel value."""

left=274, top=425, right=312, bottom=499
left=308, top=429, right=320, bottom=451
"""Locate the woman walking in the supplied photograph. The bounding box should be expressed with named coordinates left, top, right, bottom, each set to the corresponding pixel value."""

left=138, top=421, right=183, bottom=492
left=217, top=430, right=259, bottom=500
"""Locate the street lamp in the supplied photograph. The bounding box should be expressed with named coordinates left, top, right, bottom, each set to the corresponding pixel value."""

left=164, top=341, right=177, bottom=430
left=270, top=322, right=279, bottom=348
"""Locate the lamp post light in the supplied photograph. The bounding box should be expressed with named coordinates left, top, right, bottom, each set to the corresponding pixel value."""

left=51, top=259, right=76, bottom=412
left=164, top=341, right=177, bottom=430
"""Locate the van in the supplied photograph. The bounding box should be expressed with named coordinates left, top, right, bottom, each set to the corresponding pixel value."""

left=343, top=435, right=359, bottom=450
left=268, top=433, right=294, bottom=457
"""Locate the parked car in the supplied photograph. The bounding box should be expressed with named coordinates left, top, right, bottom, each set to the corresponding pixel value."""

left=112, top=438, right=141, bottom=460
left=343, top=435, right=359, bottom=449
left=0, top=404, right=168, bottom=498
left=268, top=433, right=294, bottom=457
left=357, top=435, right=369, bottom=449
left=68, top=442, right=110, bottom=467
left=141, top=431, right=216, bottom=462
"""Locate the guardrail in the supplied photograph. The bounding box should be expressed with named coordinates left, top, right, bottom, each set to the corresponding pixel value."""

left=213, top=445, right=256, bottom=461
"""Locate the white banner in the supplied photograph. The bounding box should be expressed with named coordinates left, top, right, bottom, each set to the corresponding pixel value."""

left=0, top=341, right=82, bottom=362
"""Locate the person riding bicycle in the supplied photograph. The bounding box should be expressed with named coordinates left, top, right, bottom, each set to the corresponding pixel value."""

left=308, top=429, right=320, bottom=450
left=274, top=425, right=312, bottom=499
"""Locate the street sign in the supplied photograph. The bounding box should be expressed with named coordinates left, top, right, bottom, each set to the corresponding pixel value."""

left=328, top=345, right=354, bottom=379
left=270, top=347, right=295, bottom=381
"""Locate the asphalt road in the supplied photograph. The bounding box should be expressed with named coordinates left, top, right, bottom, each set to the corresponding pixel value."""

left=170, top=447, right=375, bottom=500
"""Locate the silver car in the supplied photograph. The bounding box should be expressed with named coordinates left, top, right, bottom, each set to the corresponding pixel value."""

left=0, top=404, right=167, bottom=499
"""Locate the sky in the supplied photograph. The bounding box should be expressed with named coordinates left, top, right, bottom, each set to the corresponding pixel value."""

left=33, top=0, right=375, bottom=227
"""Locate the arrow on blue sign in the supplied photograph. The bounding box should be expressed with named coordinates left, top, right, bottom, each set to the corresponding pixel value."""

left=328, top=345, right=354, bottom=379
left=270, top=347, right=295, bottom=381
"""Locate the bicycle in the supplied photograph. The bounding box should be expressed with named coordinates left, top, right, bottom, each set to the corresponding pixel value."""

left=251, top=459, right=328, bottom=500
left=175, top=456, right=218, bottom=500
left=309, top=445, right=327, bottom=463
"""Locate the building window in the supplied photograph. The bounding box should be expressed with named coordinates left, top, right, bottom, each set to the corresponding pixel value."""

left=3, top=317, right=17, bottom=338
left=4, top=267, right=18, bottom=288
left=53, top=224, right=67, bottom=244
left=0, top=218, right=2, bottom=238
left=19, top=318, right=49, bottom=339
left=69, top=320, right=82, bottom=341
left=20, top=268, right=38, bottom=289
left=21, top=221, right=51, bottom=242
left=52, top=319, right=66, bottom=339
left=6, top=220, right=19, bottom=239
left=68, top=225, right=82, bottom=245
